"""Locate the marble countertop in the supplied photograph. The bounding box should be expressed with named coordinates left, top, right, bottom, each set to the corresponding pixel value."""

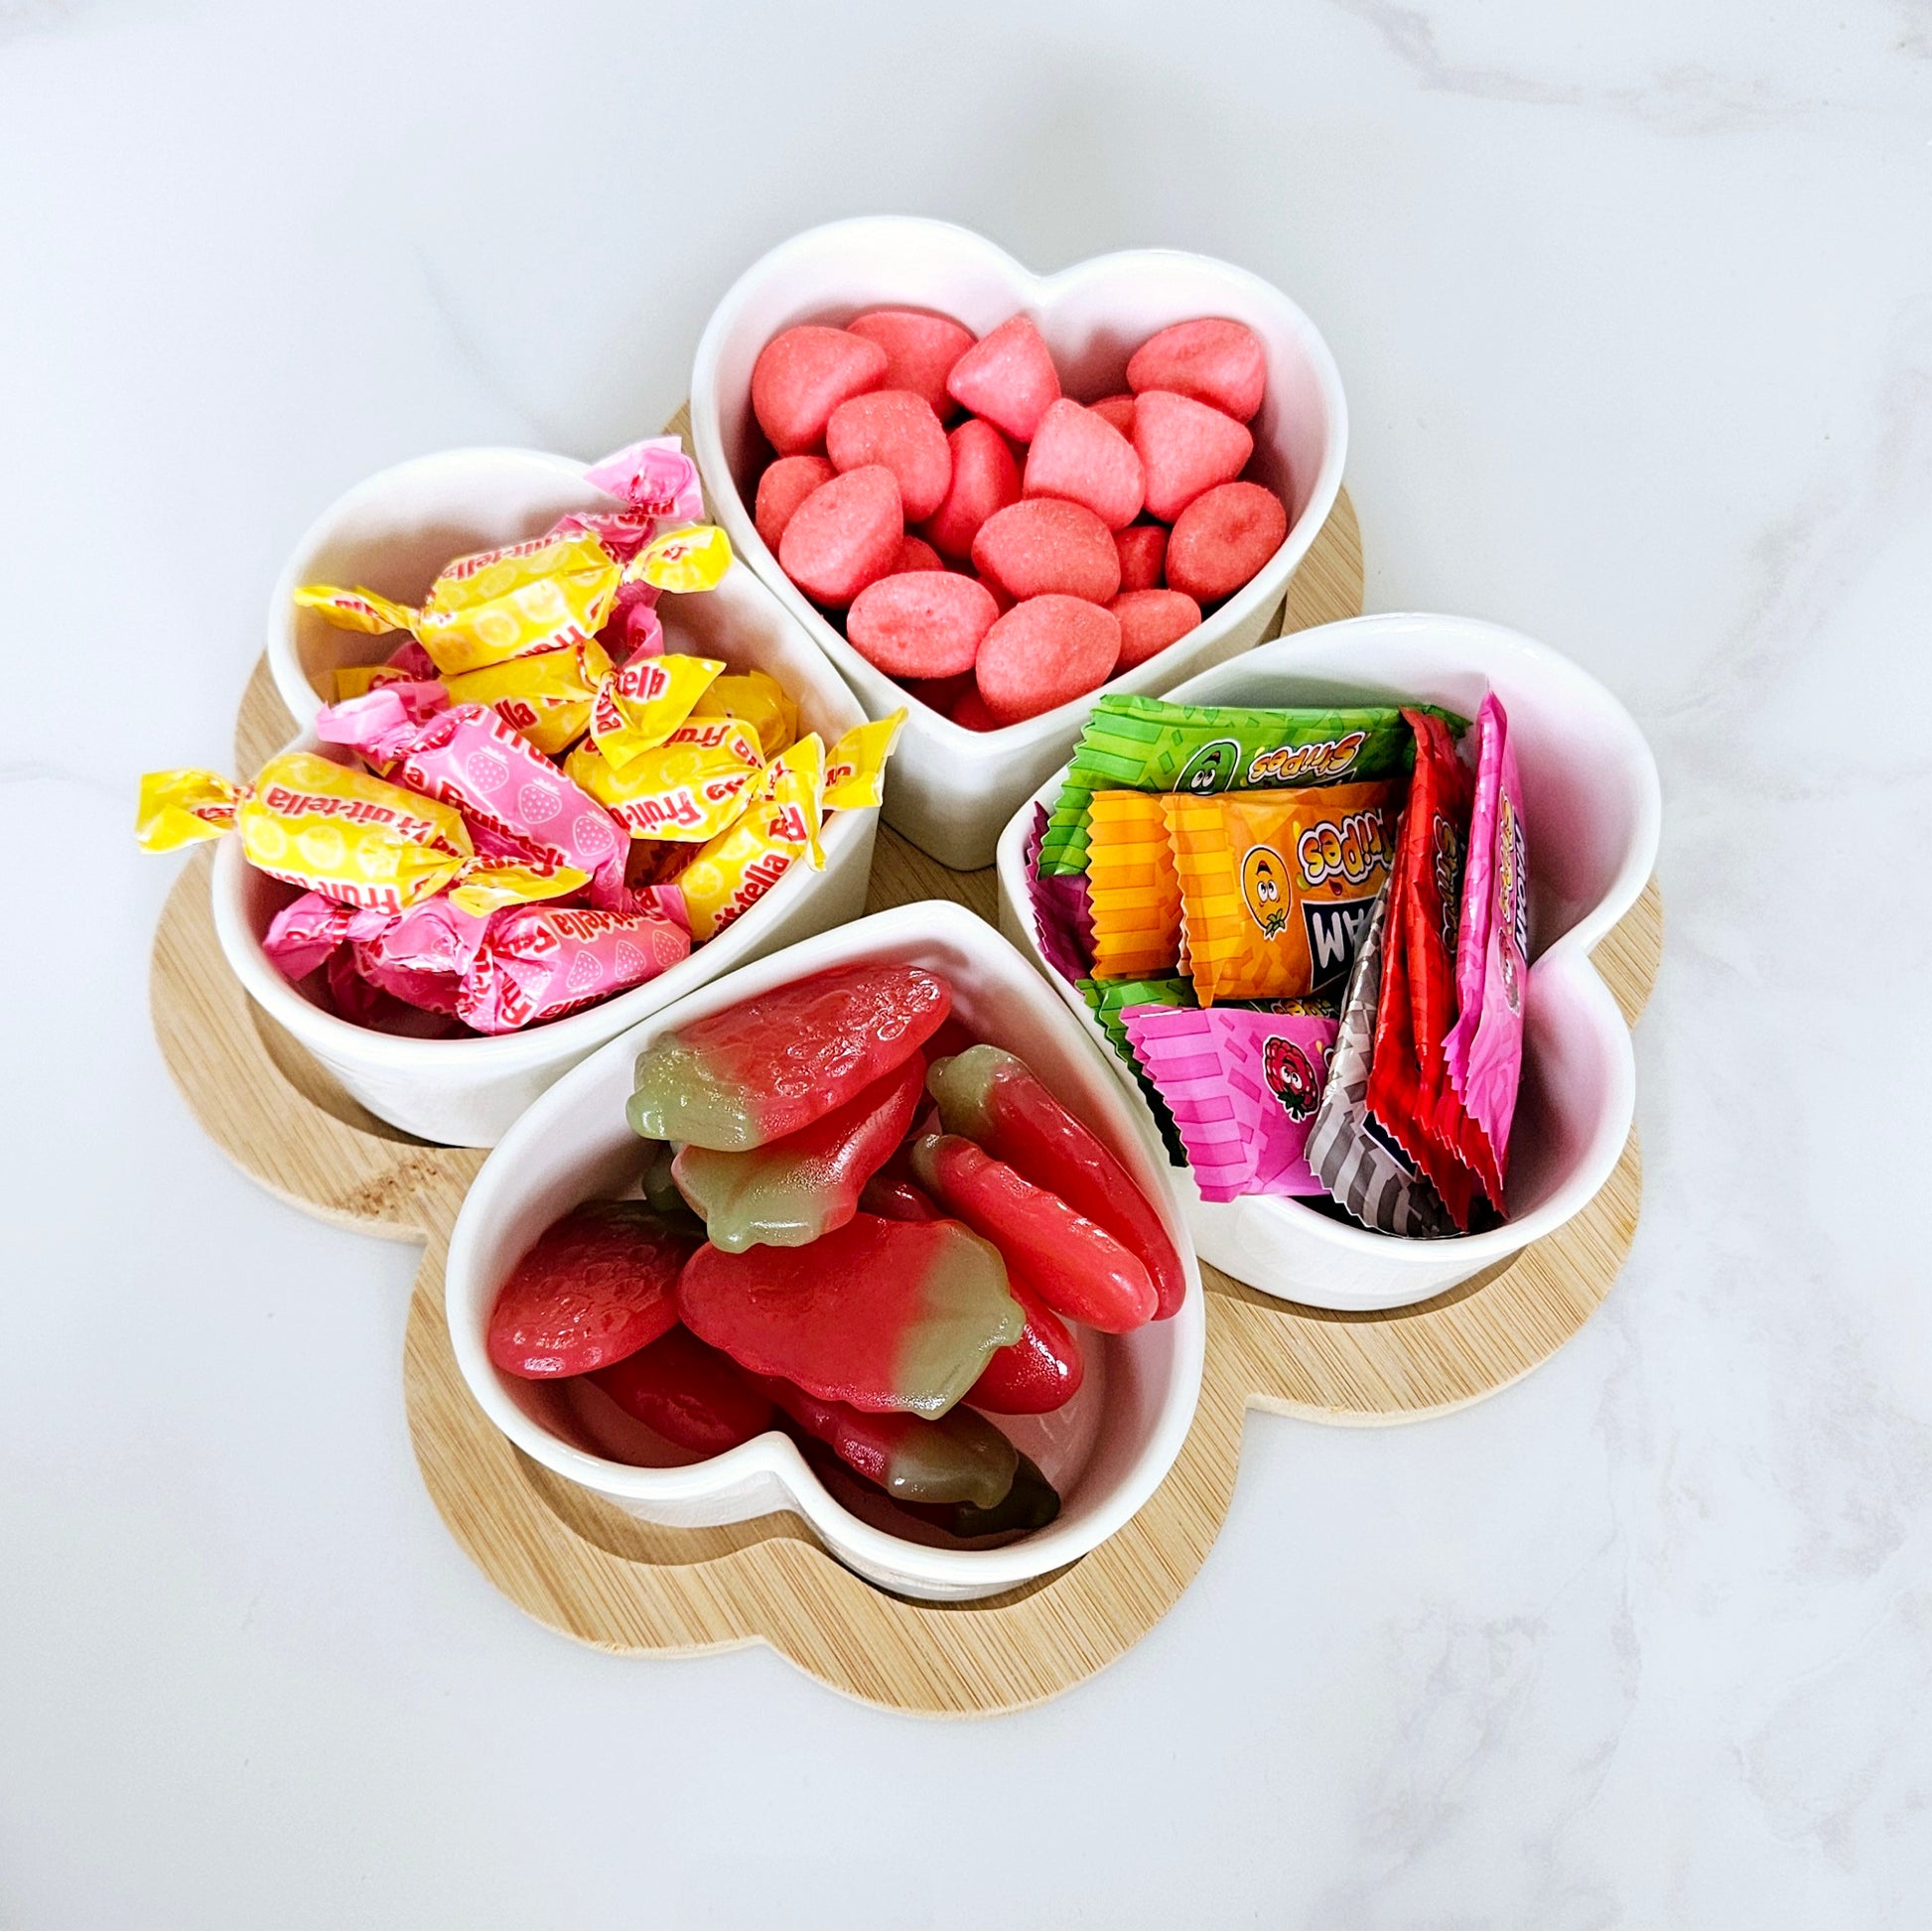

left=4, top=2, right=1929, bottom=1925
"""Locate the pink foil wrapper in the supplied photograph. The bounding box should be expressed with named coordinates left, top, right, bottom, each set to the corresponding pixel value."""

left=458, top=900, right=690, bottom=1034
left=1124, top=1005, right=1337, bottom=1202
left=314, top=684, right=628, bottom=906
left=1025, top=803, right=1095, bottom=985
left=1439, top=693, right=1527, bottom=1198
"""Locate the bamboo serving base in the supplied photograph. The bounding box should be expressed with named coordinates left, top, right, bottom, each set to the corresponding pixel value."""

left=150, top=484, right=1661, bottom=1715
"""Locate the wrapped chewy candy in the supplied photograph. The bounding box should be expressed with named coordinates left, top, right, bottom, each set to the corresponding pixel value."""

left=1085, top=789, right=1183, bottom=980
left=135, top=752, right=585, bottom=915
left=1039, top=692, right=1447, bottom=877
left=1164, top=781, right=1399, bottom=1004
left=1437, top=695, right=1528, bottom=1205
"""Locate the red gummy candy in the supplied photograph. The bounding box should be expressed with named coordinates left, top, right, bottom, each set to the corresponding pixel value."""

left=971, top=497, right=1122, bottom=605
left=588, top=1324, right=775, bottom=1456
left=945, top=314, right=1061, bottom=441
left=1114, top=522, right=1167, bottom=593
left=975, top=596, right=1122, bottom=726
left=1022, top=398, right=1146, bottom=531
left=919, top=418, right=1021, bottom=561
left=847, top=570, right=999, bottom=679
left=910, top=1133, right=1158, bottom=1332
left=967, top=1272, right=1083, bottom=1413
left=627, top=964, right=952, bottom=1152
left=893, top=533, right=945, bottom=574
left=846, top=308, right=976, bottom=419
left=1127, top=318, right=1268, bottom=423
left=1132, top=389, right=1255, bottom=522
left=826, top=388, right=953, bottom=522
left=1110, top=587, right=1201, bottom=669
left=752, top=325, right=888, bottom=455
left=1165, top=481, right=1289, bottom=603
left=487, top=1200, right=694, bottom=1378
left=1089, top=393, right=1137, bottom=437
left=678, top=1213, right=1023, bottom=1417
left=754, top=454, right=836, bottom=552
left=777, top=466, right=904, bottom=608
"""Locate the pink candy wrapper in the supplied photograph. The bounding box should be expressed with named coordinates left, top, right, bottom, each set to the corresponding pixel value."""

left=1123, top=1005, right=1338, bottom=1202
left=458, top=901, right=691, bottom=1035
left=582, top=436, right=707, bottom=529
left=1438, top=693, right=1528, bottom=1203
left=315, top=684, right=629, bottom=907
left=1025, top=802, right=1095, bottom=984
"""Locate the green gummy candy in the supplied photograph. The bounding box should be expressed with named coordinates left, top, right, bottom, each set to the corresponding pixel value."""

left=1038, top=693, right=1466, bottom=877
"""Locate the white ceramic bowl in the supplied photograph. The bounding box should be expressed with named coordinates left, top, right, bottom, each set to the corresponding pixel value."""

left=225, top=448, right=877, bottom=1146
left=995, top=614, right=1662, bottom=1312
left=690, top=215, right=1349, bottom=870
left=444, top=901, right=1206, bottom=1603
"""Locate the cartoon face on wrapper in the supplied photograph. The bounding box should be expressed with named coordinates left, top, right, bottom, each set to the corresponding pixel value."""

left=1262, top=1034, right=1322, bottom=1120
left=1239, top=844, right=1291, bottom=939
left=1176, top=738, right=1241, bottom=795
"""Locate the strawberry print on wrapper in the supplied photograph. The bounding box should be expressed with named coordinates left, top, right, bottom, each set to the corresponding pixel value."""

left=458, top=902, right=691, bottom=1035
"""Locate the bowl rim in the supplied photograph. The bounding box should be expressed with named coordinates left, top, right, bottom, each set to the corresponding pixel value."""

left=689, top=212, right=1350, bottom=753
left=442, top=898, right=1208, bottom=1591
left=993, top=610, right=1662, bottom=1277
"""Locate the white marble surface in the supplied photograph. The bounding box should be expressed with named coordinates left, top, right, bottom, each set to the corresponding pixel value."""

left=3, top=2, right=1929, bottom=1924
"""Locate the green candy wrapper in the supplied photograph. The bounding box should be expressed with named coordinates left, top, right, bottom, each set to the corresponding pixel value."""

left=1040, top=694, right=1466, bottom=877
left=1079, top=975, right=1195, bottom=1164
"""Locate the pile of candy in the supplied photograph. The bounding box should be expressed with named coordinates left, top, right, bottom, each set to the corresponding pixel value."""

left=487, top=963, right=1184, bottom=1541
left=746, top=312, right=1291, bottom=727
left=136, top=438, right=902, bottom=1036
left=1030, top=691, right=1530, bottom=1235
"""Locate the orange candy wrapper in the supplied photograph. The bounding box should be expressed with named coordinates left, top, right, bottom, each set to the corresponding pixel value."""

left=1164, top=781, right=1399, bottom=1005
left=1085, top=790, right=1183, bottom=981
left=135, top=752, right=585, bottom=915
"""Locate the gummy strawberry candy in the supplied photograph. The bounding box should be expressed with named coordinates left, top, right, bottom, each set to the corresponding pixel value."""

left=967, top=1272, right=1084, bottom=1414
left=487, top=1200, right=696, bottom=1378
left=670, top=1052, right=925, bottom=1251
left=759, top=1374, right=1018, bottom=1508
left=857, top=1151, right=941, bottom=1222
left=903, top=1453, right=1061, bottom=1539
left=927, top=1044, right=1186, bottom=1318
left=909, top=1133, right=1157, bottom=1333
left=677, top=1212, right=1022, bottom=1418
left=627, top=965, right=951, bottom=1152
left=589, top=1325, right=775, bottom=1456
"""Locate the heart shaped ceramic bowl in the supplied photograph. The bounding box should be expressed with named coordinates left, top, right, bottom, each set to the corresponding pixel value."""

left=444, top=901, right=1206, bottom=1603
left=690, top=216, right=1348, bottom=870
left=231, top=447, right=877, bottom=1147
left=995, top=614, right=1661, bottom=1312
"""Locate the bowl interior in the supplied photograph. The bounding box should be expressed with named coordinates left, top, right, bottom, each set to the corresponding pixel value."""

left=446, top=905, right=1202, bottom=1570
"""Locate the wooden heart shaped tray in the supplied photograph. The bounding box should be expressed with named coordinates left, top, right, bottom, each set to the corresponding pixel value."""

left=149, top=488, right=1660, bottom=1715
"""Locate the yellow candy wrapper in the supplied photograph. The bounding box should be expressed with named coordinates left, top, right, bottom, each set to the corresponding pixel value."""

left=690, top=670, right=798, bottom=759
left=588, top=653, right=724, bottom=770
left=136, top=753, right=587, bottom=915
left=1163, top=782, right=1399, bottom=1005
left=296, top=528, right=623, bottom=678
left=443, top=636, right=617, bottom=757
left=565, top=717, right=764, bottom=841
left=1086, top=790, right=1184, bottom=981
left=625, top=522, right=733, bottom=595
left=333, top=660, right=418, bottom=702
left=674, top=735, right=827, bottom=941
left=822, top=710, right=905, bottom=812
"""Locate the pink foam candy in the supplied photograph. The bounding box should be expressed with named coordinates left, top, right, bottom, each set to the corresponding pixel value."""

left=1089, top=394, right=1137, bottom=437
left=898, top=669, right=974, bottom=716
left=893, top=533, right=944, bottom=574
left=845, top=309, right=976, bottom=418
left=1127, top=319, right=1268, bottom=424
left=918, top=418, right=1021, bottom=561
left=314, top=684, right=627, bottom=904
left=1109, top=588, right=1202, bottom=669
left=777, top=465, right=903, bottom=607
left=825, top=389, right=952, bottom=522
left=755, top=454, right=837, bottom=552
left=751, top=325, right=888, bottom=455
left=1123, top=1005, right=1336, bottom=1200
left=975, top=595, right=1121, bottom=725
left=945, top=314, right=1061, bottom=441
left=1165, top=481, right=1289, bottom=603
left=1115, top=523, right=1168, bottom=592
left=971, top=497, right=1121, bottom=605
left=458, top=901, right=691, bottom=1035
left=1022, top=399, right=1146, bottom=531
left=1132, top=389, right=1255, bottom=521
left=846, top=571, right=999, bottom=679
left=950, top=687, right=1002, bottom=732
